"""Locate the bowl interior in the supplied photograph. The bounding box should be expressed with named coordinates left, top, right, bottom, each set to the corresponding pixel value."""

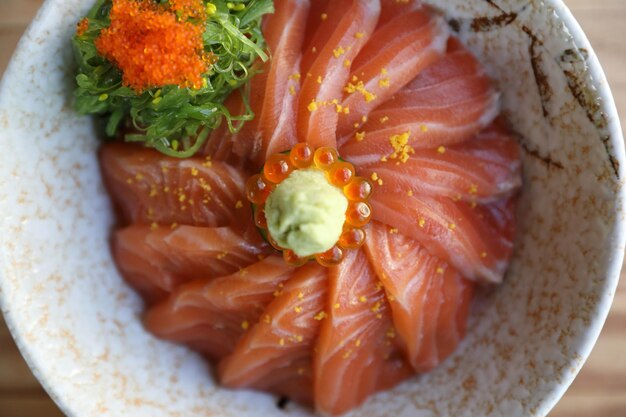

left=0, top=1, right=623, bottom=416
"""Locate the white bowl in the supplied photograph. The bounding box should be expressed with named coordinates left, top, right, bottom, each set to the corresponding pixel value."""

left=0, top=1, right=624, bottom=416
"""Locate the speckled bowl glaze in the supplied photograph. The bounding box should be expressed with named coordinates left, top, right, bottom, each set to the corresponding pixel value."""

left=0, top=1, right=623, bottom=416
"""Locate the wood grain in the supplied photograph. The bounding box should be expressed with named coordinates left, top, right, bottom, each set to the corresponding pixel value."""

left=0, top=0, right=624, bottom=416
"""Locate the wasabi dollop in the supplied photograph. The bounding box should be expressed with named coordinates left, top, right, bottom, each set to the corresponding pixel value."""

left=265, top=169, right=348, bottom=257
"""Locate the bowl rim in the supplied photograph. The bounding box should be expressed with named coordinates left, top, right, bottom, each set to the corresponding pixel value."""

left=0, top=1, right=624, bottom=416
left=528, top=1, right=625, bottom=414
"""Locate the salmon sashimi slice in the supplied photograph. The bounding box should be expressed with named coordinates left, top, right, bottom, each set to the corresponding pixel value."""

left=302, top=0, right=330, bottom=54
left=100, top=142, right=247, bottom=227
left=314, top=250, right=413, bottom=416
left=336, top=7, right=448, bottom=138
left=364, top=222, right=474, bottom=372
left=352, top=121, right=522, bottom=203
left=371, top=193, right=516, bottom=284
left=339, top=38, right=499, bottom=153
left=378, top=0, right=423, bottom=27
left=144, top=256, right=296, bottom=360
left=231, top=0, right=309, bottom=169
left=297, top=0, right=381, bottom=149
left=219, top=263, right=328, bottom=405
left=113, top=224, right=270, bottom=303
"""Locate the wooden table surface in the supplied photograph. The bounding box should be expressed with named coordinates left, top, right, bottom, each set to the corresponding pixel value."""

left=0, top=1, right=625, bottom=416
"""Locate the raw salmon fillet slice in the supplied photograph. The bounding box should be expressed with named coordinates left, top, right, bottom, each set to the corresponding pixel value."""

left=378, top=0, right=423, bottom=27
left=230, top=0, right=309, bottom=169
left=353, top=121, right=522, bottom=203
left=364, top=222, right=474, bottom=372
left=371, top=193, right=516, bottom=283
left=302, top=0, right=330, bottom=53
left=113, top=223, right=270, bottom=303
left=314, top=250, right=413, bottom=416
left=336, top=6, right=449, bottom=137
left=100, top=142, right=247, bottom=227
left=297, top=0, right=381, bottom=149
left=219, top=263, right=328, bottom=405
left=339, top=38, right=499, bottom=153
left=144, top=256, right=295, bottom=360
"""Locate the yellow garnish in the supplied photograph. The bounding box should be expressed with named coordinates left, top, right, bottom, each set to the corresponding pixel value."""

left=378, top=78, right=390, bottom=88
left=355, top=131, right=365, bottom=142
left=333, top=46, right=346, bottom=58
left=388, top=131, right=414, bottom=163
left=437, top=146, right=446, bottom=154
left=344, top=79, right=376, bottom=102
left=314, top=311, right=326, bottom=320
left=307, top=100, right=319, bottom=112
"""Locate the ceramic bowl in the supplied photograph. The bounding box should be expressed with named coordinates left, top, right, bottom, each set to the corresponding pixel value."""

left=0, top=0, right=623, bottom=416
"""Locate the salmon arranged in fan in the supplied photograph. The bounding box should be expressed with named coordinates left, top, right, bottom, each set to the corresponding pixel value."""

left=100, top=0, right=522, bottom=415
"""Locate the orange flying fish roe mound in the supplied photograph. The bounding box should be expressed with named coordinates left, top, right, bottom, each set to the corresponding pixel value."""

left=94, top=0, right=211, bottom=92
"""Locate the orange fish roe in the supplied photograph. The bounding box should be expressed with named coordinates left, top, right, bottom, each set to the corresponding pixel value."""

left=94, top=0, right=212, bottom=92
left=76, top=18, right=89, bottom=37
